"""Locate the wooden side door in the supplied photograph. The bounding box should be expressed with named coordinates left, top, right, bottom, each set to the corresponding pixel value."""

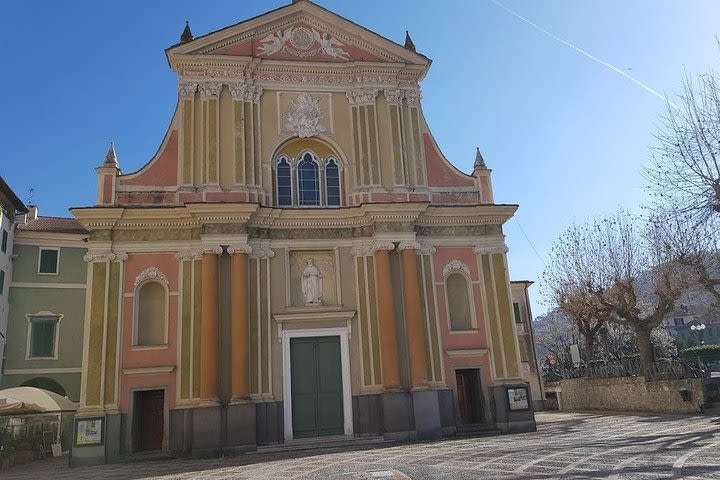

left=456, top=371, right=473, bottom=424
left=134, top=390, right=164, bottom=452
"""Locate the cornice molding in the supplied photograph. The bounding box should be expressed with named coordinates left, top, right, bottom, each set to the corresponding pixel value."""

left=417, top=205, right=518, bottom=227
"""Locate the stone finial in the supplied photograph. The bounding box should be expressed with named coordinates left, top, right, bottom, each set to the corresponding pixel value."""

left=473, top=147, right=487, bottom=170
left=404, top=31, right=416, bottom=52
left=104, top=142, right=118, bottom=167
left=180, top=21, right=193, bottom=44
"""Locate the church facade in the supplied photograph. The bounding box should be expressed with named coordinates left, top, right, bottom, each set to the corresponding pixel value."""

left=70, top=0, right=535, bottom=464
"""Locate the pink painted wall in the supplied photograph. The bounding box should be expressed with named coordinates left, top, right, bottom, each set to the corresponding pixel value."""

left=119, top=253, right=180, bottom=411
left=423, top=134, right=476, bottom=188
left=433, top=247, right=492, bottom=389
left=119, top=131, right=179, bottom=187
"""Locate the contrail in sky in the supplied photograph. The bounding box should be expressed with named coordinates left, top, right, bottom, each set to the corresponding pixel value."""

left=488, top=0, right=677, bottom=108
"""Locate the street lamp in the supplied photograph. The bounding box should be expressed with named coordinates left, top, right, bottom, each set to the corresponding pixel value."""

left=690, top=323, right=706, bottom=344
left=690, top=323, right=707, bottom=369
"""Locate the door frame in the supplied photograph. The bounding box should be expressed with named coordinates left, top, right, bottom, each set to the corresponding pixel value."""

left=282, top=327, right=352, bottom=441
left=452, top=364, right=492, bottom=425
left=127, top=386, right=169, bottom=453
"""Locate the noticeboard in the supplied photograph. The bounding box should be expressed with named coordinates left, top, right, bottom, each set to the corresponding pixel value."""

left=507, top=387, right=530, bottom=411
left=74, top=417, right=104, bottom=447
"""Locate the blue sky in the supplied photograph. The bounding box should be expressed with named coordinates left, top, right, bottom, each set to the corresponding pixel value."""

left=1, top=1, right=719, bottom=316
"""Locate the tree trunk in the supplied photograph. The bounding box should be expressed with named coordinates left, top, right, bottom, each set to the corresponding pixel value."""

left=635, top=325, right=654, bottom=366
left=583, top=333, right=595, bottom=362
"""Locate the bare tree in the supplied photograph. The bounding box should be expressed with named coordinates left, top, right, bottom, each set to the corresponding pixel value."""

left=651, top=212, right=720, bottom=305
left=543, top=222, right=607, bottom=361
left=544, top=211, right=691, bottom=365
left=599, top=323, right=677, bottom=362
left=646, top=71, right=720, bottom=223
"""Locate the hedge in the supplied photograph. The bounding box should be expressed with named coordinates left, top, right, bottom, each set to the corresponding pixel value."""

left=679, top=344, right=720, bottom=361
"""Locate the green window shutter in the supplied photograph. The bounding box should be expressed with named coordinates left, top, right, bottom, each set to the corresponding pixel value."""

left=39, top=249, right=59, bottom=274
left=1, top=230, right=7, bottom=253
left=0, top=269, right=4, bottom=295
left=30, top=318, right=57, bottom=357
left=513, top=302, right=522, bottom=324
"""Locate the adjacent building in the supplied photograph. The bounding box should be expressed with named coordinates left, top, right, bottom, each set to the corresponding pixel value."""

left=510, top=280, right=543, bottom=410
left=1, top=208, right=88, bottom=401
left=69, top=0, right=535, bottom=464
left=0, top=176, right=28, bottom=386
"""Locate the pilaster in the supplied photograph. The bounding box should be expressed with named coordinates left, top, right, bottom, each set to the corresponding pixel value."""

left=199, top=82, right=222, bottom=187
left=78, top=249, right=127, bottom=415
left=347, top=88, right=381, bottom=188
left=397, top=242, right=429, bottom=389
left=199, top=245, right=222, bottom=404
left=227, top=243, right=252, bottom=402
left=178, top=81, right=198, bottom=186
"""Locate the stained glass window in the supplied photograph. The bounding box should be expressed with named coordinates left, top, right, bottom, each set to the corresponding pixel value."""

left=326, top=158, right=340, bottom=206
left=298, top=153, right=320, bottom=206
left=277, top=158, right=292, bottom=206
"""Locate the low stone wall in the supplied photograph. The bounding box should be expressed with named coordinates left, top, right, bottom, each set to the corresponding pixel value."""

left=557, top=376, right=705, bottom=414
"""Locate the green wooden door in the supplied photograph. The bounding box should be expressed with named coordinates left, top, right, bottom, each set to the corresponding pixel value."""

left=290, top=336, right=344, bottom=438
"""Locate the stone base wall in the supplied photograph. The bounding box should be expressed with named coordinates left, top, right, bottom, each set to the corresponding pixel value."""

left=558, top=377, right=705, bottom=414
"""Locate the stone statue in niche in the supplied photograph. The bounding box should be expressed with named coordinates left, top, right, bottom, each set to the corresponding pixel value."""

left=301, top=259, right=323, bottom=305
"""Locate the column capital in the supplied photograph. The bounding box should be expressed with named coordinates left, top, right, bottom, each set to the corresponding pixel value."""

left=404, top=88, right=421, bottom=106
left=226, top=244, right=252, bottom=255
left=227, top=82, right=246, bottom=100
left=178, top=81, right=198, bottom=99
left=175, top=249, right=204, bottom=261
left=397, top=242, right=435, bottom=255
left=198, top=81, right=222, bottom=100
left=346, top=88, right=379, bottom=107
left=245, top=85, right=263, bottom=103
left=351, top=240, right=396, bottom=257
left=396, top=241, right=420, bottom=251
left=83, top=249, right=127, bottom=263
left=249, top=245, right=275, bottom=259
left=383, top=88, right=404, bottom=105
left=473, top=236, right=509, bottom=255
left=202, top=245, right=224, bottom=255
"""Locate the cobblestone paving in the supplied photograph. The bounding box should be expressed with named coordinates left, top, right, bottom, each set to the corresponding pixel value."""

left=4, top=412, right=720, bottom=479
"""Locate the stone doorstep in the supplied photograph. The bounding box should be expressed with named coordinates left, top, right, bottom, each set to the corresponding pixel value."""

left=253, top=435, right=387, bottom=454
left=455, top=423, right=503, bottom=437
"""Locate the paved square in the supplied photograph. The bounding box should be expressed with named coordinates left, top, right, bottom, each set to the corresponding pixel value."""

left=3, top=412, right=720, bottom=479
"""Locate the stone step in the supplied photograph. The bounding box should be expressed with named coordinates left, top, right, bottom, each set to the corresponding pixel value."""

left=456, top=424, right=502, bottom=437
left=253, top=435, right=386, bottom=454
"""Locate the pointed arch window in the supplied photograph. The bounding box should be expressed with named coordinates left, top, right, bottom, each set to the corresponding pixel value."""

left=276, top=157, right=292, bottom=206
left=326, top=158, right=341, bottom=206
left=298, top=153, right=320, bottom=206
left=273, top=150, right=343, bottom=207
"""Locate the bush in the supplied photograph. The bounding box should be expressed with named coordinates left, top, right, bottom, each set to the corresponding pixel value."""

left=679, top=344, right=720, bottom=361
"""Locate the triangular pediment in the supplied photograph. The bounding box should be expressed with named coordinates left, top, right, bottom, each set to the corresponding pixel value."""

left=167, top=1, right=429, bottom=66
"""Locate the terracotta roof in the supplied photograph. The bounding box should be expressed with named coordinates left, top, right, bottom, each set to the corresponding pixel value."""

left=17, top=216, right=88, bottom=235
